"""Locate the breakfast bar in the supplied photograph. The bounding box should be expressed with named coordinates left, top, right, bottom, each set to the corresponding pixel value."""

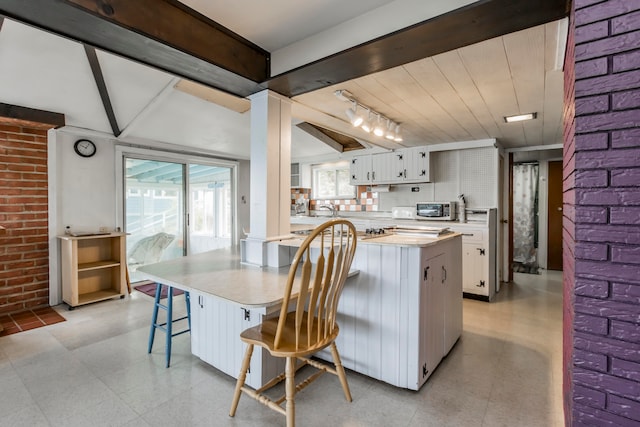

left=138, top=228, right=463, bottom=391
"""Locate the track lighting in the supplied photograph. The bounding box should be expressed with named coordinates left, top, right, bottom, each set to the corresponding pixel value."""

left=361, top=110, right=372, bottom=133
left=335, top=89, right=402, bottom=142
left=345, top=101, right=364, bottom=127
left=373, top=115, right=385, bottom=137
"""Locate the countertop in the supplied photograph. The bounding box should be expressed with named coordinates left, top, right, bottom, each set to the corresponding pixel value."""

left=137, top=247, right=298, bottom=309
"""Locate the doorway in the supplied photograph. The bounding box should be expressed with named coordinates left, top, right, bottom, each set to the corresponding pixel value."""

left=547, top=161, right=563, bottom=270
left=512, top=162, right=540, bottom=274
left=123, top=156, right=235, bottom=282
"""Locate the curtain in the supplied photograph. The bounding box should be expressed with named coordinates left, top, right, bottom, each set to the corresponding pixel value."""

left=513, top=163, right=539, bottom=265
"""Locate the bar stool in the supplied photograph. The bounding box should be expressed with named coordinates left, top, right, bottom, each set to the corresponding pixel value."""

left=147, top=283, right=191, bottom=367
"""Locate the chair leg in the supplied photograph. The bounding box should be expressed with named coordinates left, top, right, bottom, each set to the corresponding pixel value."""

left=330, top=342, right=352, bottom=402
left=165, top=286, right=173, bottom=368
left=230, top=343, right=254, bottom=417
left=285, top=356, right=296, bottom=427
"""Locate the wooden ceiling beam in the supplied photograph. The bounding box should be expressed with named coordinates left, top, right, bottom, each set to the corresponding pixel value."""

left=0, top=0, right=269, bottom=97
left=84, top=46, right=121, bottom=137
left=267, top=0, right=571, bottom=97
left=0, top=102, right=65, bottom=128
left=0, top=0, right=569, bottom=100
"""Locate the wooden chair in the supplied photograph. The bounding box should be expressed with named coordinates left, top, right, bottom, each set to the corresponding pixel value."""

left=229, top=219, right=358, bottom=427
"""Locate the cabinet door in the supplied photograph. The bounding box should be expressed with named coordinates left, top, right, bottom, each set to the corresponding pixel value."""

left=442, top=237, right=463, bottom=355
left=371, top=152, right=396, bottom=184
left=190, top=293, right=257, bottom=384
left=462, top=242, right=488, bottom=296
left=349, top=155, right=372, bottom=184
left=404, top=147, right=430, bottom=182
left=418, top=250, right=444, bottom=387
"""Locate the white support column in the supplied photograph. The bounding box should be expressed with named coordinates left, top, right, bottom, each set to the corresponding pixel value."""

left=242, top=90, right=292, bottom=266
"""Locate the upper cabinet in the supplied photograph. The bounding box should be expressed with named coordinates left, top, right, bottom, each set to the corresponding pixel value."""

left=350, top=147, right=431, bottom=185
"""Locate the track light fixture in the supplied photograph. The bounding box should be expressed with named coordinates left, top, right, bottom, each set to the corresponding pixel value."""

left=335, top=89, right=402, bottom=142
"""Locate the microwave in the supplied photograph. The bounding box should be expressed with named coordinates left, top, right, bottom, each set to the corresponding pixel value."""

left=416, top=201, right=458, bottom=221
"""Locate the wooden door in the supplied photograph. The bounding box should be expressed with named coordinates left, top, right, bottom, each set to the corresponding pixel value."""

left=547, top=161, right=563, bottom=270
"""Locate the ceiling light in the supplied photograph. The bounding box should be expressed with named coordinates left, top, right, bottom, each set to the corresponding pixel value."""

left=504, top=112, right=537, bottom=123
left=361, top=110, right=372, bottom=133
left=334, top=89, right=402, bottom=142
left=345, top=101, right=364, bottom=127
left=373, top=115, right=385, bottom=137
left=393, top=125, right=403, bottom=142
left=385, top=120, right=395, bottom=140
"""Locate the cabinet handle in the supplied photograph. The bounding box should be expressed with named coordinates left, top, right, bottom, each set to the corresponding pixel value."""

left=397, top=154, right=403, bottom=160
left=352, top=174, right=356, bottom=180
left=404, top=169, right=407, bottom=178
left=352, top=158, right=357, bottom=164
left=477, top=248, right=485, bottom=256
left=462, top=233, right=474, bottom=237
left=442, top=266, right=447, bottom=283
left=367, top=171, right=370, bottom=181
left=420, top=170, right=426, bottom=176
left=477, top=280, right=486, bottom=287
left=242, top=308, right=251, bottom=321
left=397, top=171, right=404, bottom=178
left=420, top=151, right=426, bottom=158
left=372, top=171, right=376, bottom=180
left=423, top=266, right=430, bottom=281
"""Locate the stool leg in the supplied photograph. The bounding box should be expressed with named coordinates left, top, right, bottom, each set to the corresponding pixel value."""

left=165, top=286, right=173, bottom=368
left=185, top=291, right=191, bottom=330
left=148, top=283, right=162, bottom=353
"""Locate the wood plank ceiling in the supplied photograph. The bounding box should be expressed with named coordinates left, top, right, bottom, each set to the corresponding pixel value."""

left=0, top=0, right=570, bottom=151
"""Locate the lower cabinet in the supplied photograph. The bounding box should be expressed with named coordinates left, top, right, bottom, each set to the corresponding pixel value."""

left=190, top=292, right=284, bottom=389
left=317, top=236, right=462, bottom=390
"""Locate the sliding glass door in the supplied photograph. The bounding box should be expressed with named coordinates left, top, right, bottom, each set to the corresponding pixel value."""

left=188, top=163, right=232, bottom=254
left=124, top=156, right=234, bottom=282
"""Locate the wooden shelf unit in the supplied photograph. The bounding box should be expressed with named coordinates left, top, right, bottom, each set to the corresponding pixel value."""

left=58, top=233, right=127, bottom=309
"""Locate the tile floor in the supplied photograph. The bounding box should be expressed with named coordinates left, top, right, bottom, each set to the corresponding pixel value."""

left=0, top=271, right=564, bottom=426
left=0, top=307, right=66, bottom=336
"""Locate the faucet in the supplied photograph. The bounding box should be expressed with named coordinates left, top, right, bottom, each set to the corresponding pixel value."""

left=319, top=203, right=338, bottom=217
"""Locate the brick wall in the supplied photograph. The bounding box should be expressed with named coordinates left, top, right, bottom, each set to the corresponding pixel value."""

left=562, top=3, right=576, bottom=425
left=0, top=120, right=50, bottom=315
left=570, top=0, right=640, bottom=425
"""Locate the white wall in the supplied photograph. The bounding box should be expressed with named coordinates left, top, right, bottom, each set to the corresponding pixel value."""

left=48, top=128, right=249, bottom=304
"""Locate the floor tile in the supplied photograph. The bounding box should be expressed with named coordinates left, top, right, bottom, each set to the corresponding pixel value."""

left=0, top=270, right=564, bottom=426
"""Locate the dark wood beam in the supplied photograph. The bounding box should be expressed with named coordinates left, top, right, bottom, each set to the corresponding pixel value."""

left=84, top=45, right=120, bottom=137
left=0, top=102, right=65, bottom=127
left=0, top=0, right=569, bottom=99
left=268, top=0, right=571, bottom=96
left=0, top=0, right=268, bottom=97
left=296, top=122, right=365, bottom=152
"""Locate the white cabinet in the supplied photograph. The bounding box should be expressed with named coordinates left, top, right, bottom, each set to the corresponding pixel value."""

left=349, top=154, right=372, bottom=184
left=419, top=251, right=444, bottom=384
left=403, top=147, right=431, bottom=182
left=370, top=152, right=398, bottom=183
left=349, top=147, right=431, bottom=185
left=190, top=291, right=284, bottom=389
left=447, top=209, right=496, bottom=301
left=318, top=235, right=462, bottom=390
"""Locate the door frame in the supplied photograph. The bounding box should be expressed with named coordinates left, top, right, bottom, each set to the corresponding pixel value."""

left=114, top=145, right=239, bottom=251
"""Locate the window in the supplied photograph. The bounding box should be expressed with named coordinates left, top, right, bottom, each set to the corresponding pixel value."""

left=312, top=162, right=355, bottom=199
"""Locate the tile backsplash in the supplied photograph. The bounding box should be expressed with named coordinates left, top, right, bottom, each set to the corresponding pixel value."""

left=291, top=186, right=379, bottom=214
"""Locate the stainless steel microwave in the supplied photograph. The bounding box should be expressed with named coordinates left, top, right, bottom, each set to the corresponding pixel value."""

left=416, top=201, right=458, bottom=221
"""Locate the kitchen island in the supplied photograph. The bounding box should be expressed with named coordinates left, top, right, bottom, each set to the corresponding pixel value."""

left=138, top=228, right=462, bottom=391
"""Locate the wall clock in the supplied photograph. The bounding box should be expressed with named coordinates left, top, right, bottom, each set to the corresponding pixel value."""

left=73, top=139, right=96, bottom=158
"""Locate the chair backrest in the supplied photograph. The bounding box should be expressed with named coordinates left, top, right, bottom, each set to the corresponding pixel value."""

left=274, top=219, right=357, bottom=351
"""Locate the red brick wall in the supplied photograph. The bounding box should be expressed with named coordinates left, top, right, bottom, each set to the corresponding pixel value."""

left=0, top=121, right=50, bottom=315
left=562, top=3, right=576, bottom=425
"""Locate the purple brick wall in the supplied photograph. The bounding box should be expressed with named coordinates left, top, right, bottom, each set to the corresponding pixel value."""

left=570, top=0, right=640, bottom=425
